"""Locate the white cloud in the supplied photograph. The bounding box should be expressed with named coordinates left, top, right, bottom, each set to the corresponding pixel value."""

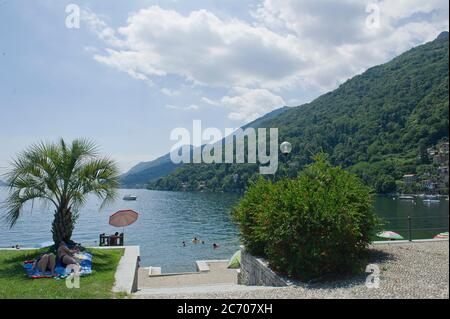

left=85, top=2, right=448, bottom=122
left=81, top=9, right=123, bottom=47
left=91, top=6, right=305, bottom=90
left=253, top=0, right=449, bottom=89
left=201, top=96, right=221, bottom=107
left=165, top=104, right=200, bottom=111
left=379, top=0, right=448, bottom=20
left=220, top=88, right=285, bottom=122
left=161, top=88, right=181, bottom=96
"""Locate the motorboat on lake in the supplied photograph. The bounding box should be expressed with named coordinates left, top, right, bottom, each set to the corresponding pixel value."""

left=398, top=195, right=415, bottom=200
left=423, top=198, right=440, bottom=204
left=123, top=195, right=137, bottom=201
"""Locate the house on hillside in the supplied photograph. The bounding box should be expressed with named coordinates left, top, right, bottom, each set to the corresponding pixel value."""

left=420, top=180, right=438, bottom=191
left=403, top=174, right=418, bottom=186
left=438, top=166, right=449, bottom=185
left=439, top=142, right=449, bottom=154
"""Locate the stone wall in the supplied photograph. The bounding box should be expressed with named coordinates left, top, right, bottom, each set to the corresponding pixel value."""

left=238, top=246, right=289, bottom=287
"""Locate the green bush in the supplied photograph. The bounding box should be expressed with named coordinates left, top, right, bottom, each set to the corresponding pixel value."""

left=233, top=155, right=381, bottom=280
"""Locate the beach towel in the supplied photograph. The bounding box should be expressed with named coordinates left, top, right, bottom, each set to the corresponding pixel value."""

left=23, top=252, right=93, bottom=279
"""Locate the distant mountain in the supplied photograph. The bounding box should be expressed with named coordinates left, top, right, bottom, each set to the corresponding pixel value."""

left=120, top=152, right=183, bottom=188
left=148, top=32, right=449, bottom=193
left=120, top=107, right=289, bottom=189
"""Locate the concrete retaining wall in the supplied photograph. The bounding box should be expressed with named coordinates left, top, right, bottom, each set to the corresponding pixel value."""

left=109, top=246, right=140, bottom=294
left=238, top=246, right=289, bottom=287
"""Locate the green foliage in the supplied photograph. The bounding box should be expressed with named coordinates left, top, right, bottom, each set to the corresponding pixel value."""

left=149, top=33, right=449, bottom=194
left=233, top=156, right=381, bottom=280
left=2, top=138, right=120, bottom=244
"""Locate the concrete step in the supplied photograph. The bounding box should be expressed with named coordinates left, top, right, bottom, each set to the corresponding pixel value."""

left=149, top=267, right=162, bottom=276
left=141, top=266, right=163, bottom=276
left=134, top=283, right=279, bottom=296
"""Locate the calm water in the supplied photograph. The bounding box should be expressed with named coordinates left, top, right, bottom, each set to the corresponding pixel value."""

left=0, top=187, right=448, bottom=272
left=0, top=188, right=241, bottom=273
left=374, top=196, right=448, bottom=240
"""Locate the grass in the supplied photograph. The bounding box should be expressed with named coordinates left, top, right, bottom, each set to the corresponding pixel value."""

left=0, top=248, right=124, bottom=299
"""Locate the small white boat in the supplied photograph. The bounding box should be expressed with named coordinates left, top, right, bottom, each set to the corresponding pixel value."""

left=123, top=195, right=137, bottom=201
left=423, top=199, right=440, bottom=204
left=398, top=195, right=415, bottom=200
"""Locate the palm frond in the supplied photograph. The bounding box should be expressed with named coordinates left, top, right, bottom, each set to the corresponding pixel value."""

left=2, top=138, right=119, bottom=229
left=69, top=156, right=120, bottom=210
left=1, top=188, right=49, bottom=227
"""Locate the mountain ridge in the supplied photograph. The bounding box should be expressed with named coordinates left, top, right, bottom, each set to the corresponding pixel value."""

left=146, top=32, right=449, bottom=193
left=120, top=107, right=290, bottom=188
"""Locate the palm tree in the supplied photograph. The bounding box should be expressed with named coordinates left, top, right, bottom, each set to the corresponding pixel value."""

left=2, top=138, right=120, bottom=245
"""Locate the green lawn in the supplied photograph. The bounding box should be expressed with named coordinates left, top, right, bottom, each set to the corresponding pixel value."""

left=0, top=248, right=124, bottom=299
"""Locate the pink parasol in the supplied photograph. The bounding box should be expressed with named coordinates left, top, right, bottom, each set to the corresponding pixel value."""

left=109, top=210, right=139, bottom=229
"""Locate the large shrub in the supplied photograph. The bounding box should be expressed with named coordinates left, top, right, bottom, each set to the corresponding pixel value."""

left=233, top=155, right=381, bottom=280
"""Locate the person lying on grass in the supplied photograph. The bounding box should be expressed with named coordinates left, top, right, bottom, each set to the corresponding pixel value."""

left=31, top=253, right=57, bottom=277
left=57, top=241, right=80, bottom=268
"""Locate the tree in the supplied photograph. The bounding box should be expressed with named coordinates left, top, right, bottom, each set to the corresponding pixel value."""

left=233, top=155, right=382, bottom=280
left=2, top=139, right=119, bottom=245
left=375, top=175, right=397, bottom=193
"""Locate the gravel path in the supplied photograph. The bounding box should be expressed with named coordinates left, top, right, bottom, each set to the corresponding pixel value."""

left=134, top=241, right=448, bottom=299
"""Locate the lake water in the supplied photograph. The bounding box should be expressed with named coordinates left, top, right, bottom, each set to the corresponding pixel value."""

left=0, top=187, right=448, bottom=273
left=374, top=196, right=448, bottom=240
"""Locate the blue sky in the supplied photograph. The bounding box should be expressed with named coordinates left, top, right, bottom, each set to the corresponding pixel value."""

left=0, top=0, right=448, bottom=173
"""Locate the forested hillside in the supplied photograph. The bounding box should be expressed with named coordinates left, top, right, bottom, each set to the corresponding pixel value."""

left=148, top=32, right=449, bottom=193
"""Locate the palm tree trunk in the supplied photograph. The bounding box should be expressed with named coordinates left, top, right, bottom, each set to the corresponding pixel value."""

left=51, top=207, right=75, bottom=245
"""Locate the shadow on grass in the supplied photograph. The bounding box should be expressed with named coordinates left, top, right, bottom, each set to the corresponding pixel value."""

left=0, top=250, right=43, bottom=278
left=88, top=249, right=124, bottom=273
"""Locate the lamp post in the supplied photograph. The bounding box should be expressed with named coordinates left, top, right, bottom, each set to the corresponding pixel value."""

left=280, top=141, right=292, bottom=178
left=280, top=141, right=292, bottom=160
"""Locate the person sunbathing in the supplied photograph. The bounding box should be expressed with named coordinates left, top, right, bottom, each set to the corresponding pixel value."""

left=57, top=241, right=80, bottom=268
left=31, top=253, right=57, bottom=276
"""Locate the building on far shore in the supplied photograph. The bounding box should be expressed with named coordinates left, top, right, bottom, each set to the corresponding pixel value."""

left=439, top=141, right=449, bottom=154
left=420, top=180, right=438, bottom=191
left=438, top=166, right=449, bottom=185
left=403, top=174, right=418, bottom=186
left=427, top=140, right=449, bottom=165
